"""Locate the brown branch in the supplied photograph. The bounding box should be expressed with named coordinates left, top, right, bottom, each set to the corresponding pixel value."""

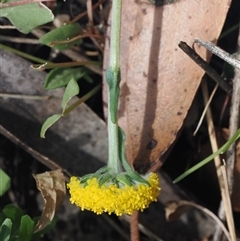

left=130, top=211, right=140, bottom=241
left=68, top=0, right=106, bottom=24
left=49, top=33, right=104, bottom=47
left=0, top=0, right=55, bottom=8
left=178, top=41, right=232, bottom=94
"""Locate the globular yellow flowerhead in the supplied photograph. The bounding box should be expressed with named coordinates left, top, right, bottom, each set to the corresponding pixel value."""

left=67, top=171, right=160, bottom=216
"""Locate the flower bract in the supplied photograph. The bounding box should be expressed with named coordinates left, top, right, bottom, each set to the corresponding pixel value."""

left=67, top=172, right=160, bottom=216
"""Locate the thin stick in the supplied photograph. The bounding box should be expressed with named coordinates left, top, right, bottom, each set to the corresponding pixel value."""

left=85, top=0, right=104, bottom=52
left=213, top=25, right=240, bottom=241
left=166, top=201, right=231, bottom=241
left=202, top=79, right=235, bottom=241
left=0, top=93, right=50, bottom=100
left=0, top=0, right=55, bottom=8
left=0, top=43, right=50, bottom=64
left=86, top=0, right=95, bottom=34
left=31, top=60, right=100, bottom=71
left=31, top=29, right=102, bottom=75
left=220, top=165, right=237, bottom=241
left=0, top=25, right=16, bottom=29
left=49, top=33, right=104, bottom=47
left=178, top=42, right=232, bottom=94
left=193, top=83, right=218, bottom=136
left=122, top=215, right=164, bottom=241
left=102, top=215, right=129, bottom=241
left=194, top=38, right=240, bottom=70
left=130, top=211, right=140, bottom=241
left=68, top=0, right=106, bottom=24
left=0, top=35, right=39, bottom=44
left=226, top=27, right=240, bottom=195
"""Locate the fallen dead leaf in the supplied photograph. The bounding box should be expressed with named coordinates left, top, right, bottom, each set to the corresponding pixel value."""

left=104, top=0, right=231, bottom=173
left=33, top=169, right=66, bottom=232
left=165, top=200, right=231, bottom=241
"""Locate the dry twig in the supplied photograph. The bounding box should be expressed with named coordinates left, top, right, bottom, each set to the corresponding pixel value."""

left=201, top=79, right=236, bottom=241
left=213, top=26, right=240, bottom=241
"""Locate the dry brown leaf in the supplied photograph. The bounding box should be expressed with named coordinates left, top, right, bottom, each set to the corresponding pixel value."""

left=165, top=200, right=231, bottom=241
left=33, top=169, right=66, bottom=232
left=165, top=201, right=191, bottom=222
left=104, top=0, right=231, bottom=173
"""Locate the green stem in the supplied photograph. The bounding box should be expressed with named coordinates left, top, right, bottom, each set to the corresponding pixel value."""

left=109, top=1, right=121, bottom=71
left=0, top=43, right=49, bottom=64
left=63, top=84, right=101, bottom=115
left=107, top=0, right=122, bottom=173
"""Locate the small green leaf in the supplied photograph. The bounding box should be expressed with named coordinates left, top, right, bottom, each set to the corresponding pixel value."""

left=118, top=127, right=133, bottom=173
left=39, top=23, right=82, bottom=50
left=40, top=79, right=79, bottom=137
left=95, top=166, right=110, bottom=175
left=61, top=79, right=80, bottom=111
left=2, top=205, right=24, bottom=230
left=83, top=73, right=94, bottom=84
left=32, top=216, right=57, bottom=239
left=106, top=67, right=120, bottom=123
left=98, top=173, right=113, bottom=186
left=0, top=1, right=53, bottom=34
left=2, top=204, right=24, bottom=237
left=18, top=215, right=34, bottom=241
left=129, top=172, right=150, bottom=186
left=0, top=169, right=11, bottom=196
left=80, top=173, right=97, bottom=183
left=0, top=213, right=7, bottom=226
left=40, top=114, right=62, bottom=138
left=0, top=218, right=12, bottom=241
left=116, top=173, right=132, bottom=186
left=2, top=205, right=24, bottom=220
left=44, top=67, right=86, bottom=90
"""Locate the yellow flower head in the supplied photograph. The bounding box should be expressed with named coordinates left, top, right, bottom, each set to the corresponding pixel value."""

left=67, top=172, right=160, bottom=216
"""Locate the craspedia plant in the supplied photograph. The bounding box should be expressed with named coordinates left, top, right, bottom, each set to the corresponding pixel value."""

left=68, top=0, right=160, bottom=216
left=68, top=169, right=160, bottom=216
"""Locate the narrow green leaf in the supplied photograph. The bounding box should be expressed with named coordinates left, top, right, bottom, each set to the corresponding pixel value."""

left=40, top=114, right=62, bottom=138
left=0, top=169, right=11, bottom=196
left=63, top=84, right=101, bottom=116
left=98, top=173, right=113, bottom=186
left=61, top=79, right=79, bottom=111
left=18, top=215, right=34, bottom=241
left=83, top=73, right=94, bottom=84
left=118, top=127, right=133, bottom=173
left=173, top=128, right=240, bottom=183
left=80, top=173, right=96, bottom=183
left=32, top=217, right=57, bottom=239
left=95, top=166, right=110, bottom=175
left=2, top=205, right=24, bottom=221
left=0, top=213, right=7, bottom=226
left=116, top=173, right=132, bottom=186
left=129, top=172, right=150, bottom=186
left=40, top=79, right=79, bottom=138
left=0, top=1, right=53, bottom=34
left=0, top=218, right=12, bottom=241
left=44, top=67, right=85, bottom=90
left=39, top=23, right=82, bottom=50
left=2, top=205, right=23, bottom=236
